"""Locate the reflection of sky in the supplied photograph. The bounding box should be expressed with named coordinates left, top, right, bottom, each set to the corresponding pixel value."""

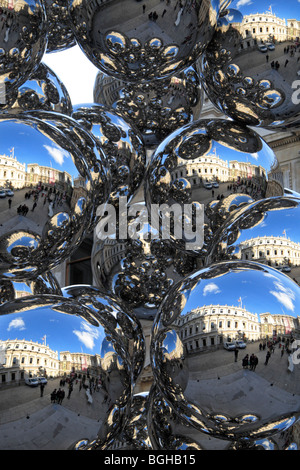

left=0, top=308, right=104, bottom=358
left=212, top=141, right=274, bottom=170
left=0, top=121, right=77, bottom=177
left=231, top=0, right=299, bottom=21
left=180, top=264, right=300, bottom=320
left=233, top=203, right=300, bottom=245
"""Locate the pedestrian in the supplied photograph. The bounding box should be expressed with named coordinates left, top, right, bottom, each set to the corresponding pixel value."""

left=162, top=8, right=167, bottom=16
left=266, top=54, right=269, bottom=62
left=285, top=59, right=289, bottom=67
left=31, top=201, right=37, bottom=211
left=253, top=355, right=258, bottom=371
left=265, top=350, right=271, bottom=365
left=50, top=389, right=57, bottom=403
left=281, top=348, right=284, bottom=357
left=249, top=353, right=255, bottom=370
left=234, top=348, right=239, bottom=362
left=143, top=4, right=145, bottom=13
left=67, top=383, right=73, bottom=399
left=8, top=198, right=12, bottom=208
left=242, top=354, right=249, bottom=369
left=40, top=383, right=45, bottom=397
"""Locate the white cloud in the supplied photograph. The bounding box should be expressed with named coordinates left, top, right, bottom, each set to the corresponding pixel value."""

left=203, top=282, right=221, bottom=296
left=73, top=322, right=100, bottom=350
left=269, top=281, right=295, bottom=312
left=43, top=145, right=69, bottom=166
left=7, top=317, right=26, bottom=331
left=236, top=0, right=253, bottom=7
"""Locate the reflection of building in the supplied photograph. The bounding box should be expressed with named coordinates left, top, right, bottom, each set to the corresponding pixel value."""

left=93, top=239, right=126, bottom=283
left=260, top=313, right=299, bottom=340
left=176, top=304, right=260, bottom=353
left=241, top=11, right=287, bottom=47
left=26, top=163, right=72, bottom=191
left=239, top=235, right=300, bottom=267
left=70, top=176, right=88, bottom=210
left=287, top=19, right=300, bottom=41
left=0, top=152, right=26, bottom=189
left=229, top=160, right=266, bottom=182
left=0, top=339, right=59, bottom=386
left=59, top=351, right=101, bottom=379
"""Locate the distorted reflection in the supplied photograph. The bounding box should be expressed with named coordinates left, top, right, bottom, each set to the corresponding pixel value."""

left=151, top=260, right=300, bottom=444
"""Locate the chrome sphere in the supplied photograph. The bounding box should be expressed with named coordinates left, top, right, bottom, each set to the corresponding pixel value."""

left=0, top=0, right=47, bottom=103
left=68, top=0, right=227, bottom=82
left=44, top=0, right=76, bottom=53
left=144, top=118, right=280, bottom=254
left=0, top=285, right=145, bottom=450
left=92, top=202, right=197, bottom=319
left=1, top=63, right=72, bottom=115
left=208, top=196, right=300, bottom=271
left=93, top=66, right=203, bottom=148
left=199, top=8, right=300, bottom=130
left=151, top=260, right=300, bottom=444
left=0, top=113, right=110, bottom=281
left=72, top=103, right=146, bottom=207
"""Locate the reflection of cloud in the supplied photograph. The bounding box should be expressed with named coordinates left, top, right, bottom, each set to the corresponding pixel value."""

left=73, top=322, right=100, bottom=350
left=270, top=281, right=295, bottom=312
left=236, top=0, right=253, bottom=7
left=43, top=145, right=69, bottom=166
left=7, top=317, right=25, bottom=331
left=203, top=282, right=221, bottom=296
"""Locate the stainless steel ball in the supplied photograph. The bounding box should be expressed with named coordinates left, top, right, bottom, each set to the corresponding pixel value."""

left=93, top=65, right=203, bottom=148
left=144, top=118, right=280, bottom=255
left=1, top=63, right=72, bottom=115
left=207, top=196, right=300, bottom=273
left=72, top=103, right=146, bottom=207
left=0, top=285, right=145, bottom=450
left=91, top=202, right=197, bottom=319
left=151, top=260, right=300, bottom=444
left=44, top=0, right=76, bottom=54
left=67, top=0, right=226, bottom=82
left=0, top=112, right=110, bottom=281
left=0, top=1, right=47, bottom=103
left=199, top=7, right=300, bottom=130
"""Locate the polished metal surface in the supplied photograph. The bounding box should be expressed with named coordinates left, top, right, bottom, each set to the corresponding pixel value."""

left=0, top=285, right=145, bottom=450
left=208, top=196, right=300, bottom=270
left=151, top=260, right=300, bottom=444
left=68, top=0, right=227, bottom=82
left=1, top=63, right=72, bottom=114
left=0, top=112, right=110, bottom=281
left=199, top=7, right=300, bottom=130
left=44, top=0, right=76, bottom=54
left=72, top=103, right=146, bottom=207
left=144, top=118, right=281, bottom=254
left=93, top=65, right=203, bottom=148
left=0, top=0, right=47, bottom=104
left=92, top=202, right=197, bottom=319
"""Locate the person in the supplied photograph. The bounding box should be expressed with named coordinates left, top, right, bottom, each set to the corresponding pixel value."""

left=57, top=388, right=65, bottom=405
left=40, top=383, right=45, bottom=397
left=8, top=198, right=12, bottom=208
left=253, top=355, right=258, bottom=371
left=242, top=354, right=249, bottom=369
left=265, top=350, right=271, bottom=365
left=249, top=353, right=255, bottom=370
left=50, top=389, right=57, bottom=403
left=31, top=201, right=37, bottom=211
left=67, top=383, right=73, bottom=399
left=234, top=348, right=239, bottom=362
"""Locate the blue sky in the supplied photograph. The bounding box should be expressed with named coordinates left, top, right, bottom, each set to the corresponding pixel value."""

left=0, top=307, right=105, bottom=357
left=231, top=0, right=300, bottom=20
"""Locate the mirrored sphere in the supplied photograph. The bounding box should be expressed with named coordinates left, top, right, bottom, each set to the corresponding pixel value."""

left=208, top=196, right=300, bottom=272
left=68, top=0, right=225, bottom=82
left=93, top=65, right=203, bottom=148
left=0, top=113, right=109, bottom=281
left=0, top=286, right=145, bottom=450
left=92, top=202, right=197, bottom=319
left=1, top=63, right=72, bottom=114
left=44, top=0, right=76, bottom=54
left=72, top=103, right=146, bottom=207
left=144, top=118, right=281, bottom=254
left=0, top=271, right=62, bottom=304
left=151, top=260, right=300, bottom=444
left=0, top=0, right=47, bottom=102
left=199, top=7, right=300, bottom=130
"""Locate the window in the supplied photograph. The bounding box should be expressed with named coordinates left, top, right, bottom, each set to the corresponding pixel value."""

left=227, top=321, right=231, bottom=328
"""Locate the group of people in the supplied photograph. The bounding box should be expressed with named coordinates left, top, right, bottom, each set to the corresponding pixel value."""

left=242, top=353, right=259, bottom=371
left=50, top=388, right=66, bottom=405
